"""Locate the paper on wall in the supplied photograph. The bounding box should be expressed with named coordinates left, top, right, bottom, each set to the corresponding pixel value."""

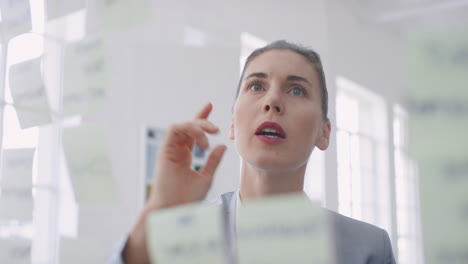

left=237, top=194, right=332, bottom=264
left=45, top=0, right=86, bottom=20
left=0, top=238, right=31, bottom=264
left=147, top=203, right=226, bottom=264
left=0, top=148, right=35, bottom=189
left=59, top=237, right=107, bottom=264
left=0, top=0, right=31, bottom=40
left=98, top=0, right=151, bottom=32
left=0, top=148, right=34, bottom=221
left=0, top=189, right=33, bottom=221
left=9, top=58, right=52, bottom=129
left=406, top=31, right=468, bottom=264
left=62, top=124, right=118, bottom=203
left=63, top=37, right=107, bottom=118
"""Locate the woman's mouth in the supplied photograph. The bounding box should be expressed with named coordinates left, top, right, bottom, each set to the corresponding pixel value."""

left=255, top=122, right=286, bottom=143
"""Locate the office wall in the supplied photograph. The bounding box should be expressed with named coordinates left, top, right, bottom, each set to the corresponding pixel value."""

left=326, top=0, right=404, bottom=102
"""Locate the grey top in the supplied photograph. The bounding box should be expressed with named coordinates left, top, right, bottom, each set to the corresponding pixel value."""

left=108, top=190, right=396, bottom=264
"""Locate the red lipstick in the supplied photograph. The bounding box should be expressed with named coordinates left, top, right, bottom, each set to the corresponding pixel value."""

left=255, top=121, right=286, bottom=144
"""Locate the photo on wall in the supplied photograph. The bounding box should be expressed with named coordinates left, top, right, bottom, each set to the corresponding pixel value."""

left=144, top=126, right=207, bottom=200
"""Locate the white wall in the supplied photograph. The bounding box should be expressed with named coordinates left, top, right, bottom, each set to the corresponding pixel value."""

left=326, top=0, right=404, bottom=102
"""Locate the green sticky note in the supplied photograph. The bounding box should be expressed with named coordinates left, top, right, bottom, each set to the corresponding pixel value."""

left=237, top=194, right=332, bottom=264
left=0, top=238, right=31, bottom=264
left=62, top=124, right=118, bottom=203
left=147, top=203, right=226, bottom=264
left=406, top=30, right=468, bottom=264
left=1, top=148, right=35, bottom=189
left=63, top=37, right=107, bottom=118
left=45, top=0, right=86, bottom=20
left=9, top=57, right=52, bottom=129
left=98, top=0, right=151, bottom=33
left=59, top=237, right=107, bottom=264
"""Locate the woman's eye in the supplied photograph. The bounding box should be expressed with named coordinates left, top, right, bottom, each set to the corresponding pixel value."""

left=291, top=87, right=305, bottom=96
left=250, top=83, right=263, bottom=92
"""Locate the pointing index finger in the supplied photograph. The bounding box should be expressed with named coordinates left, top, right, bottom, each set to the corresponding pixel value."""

left=195, top=103, right=213, bottom=120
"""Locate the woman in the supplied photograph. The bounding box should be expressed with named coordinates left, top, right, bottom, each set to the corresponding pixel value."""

left=113, top=40, right=396, bottom=264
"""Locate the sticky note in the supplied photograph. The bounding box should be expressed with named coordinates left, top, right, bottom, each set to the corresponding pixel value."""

left=45, top=0, right=86, bottom=20
left=62, top=124, right=117, bottom=203
left=237, top=194, right=332, bottom=264
left=0, top=238, right=31, bottom=264
left=0, top=189, right=33, bottom=221
left=147, top=203, right=226, bottom=264
left=0, top=0, right=31, bottom=40
left=98, top=0, right=151, bottom=32
left=1, top=148, right=34, bottom=189
left=9, top=57, right=51, bottom=129
left=0, top=148, right=35, bottom=221
left=406, top=31, right=468, bottom=264
left=63, top=37, right=107, bottom=118
left=59, top=237, right=107, bottom=264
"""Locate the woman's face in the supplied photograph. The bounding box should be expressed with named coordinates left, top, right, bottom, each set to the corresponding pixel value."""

left=230, top=49, right=330, bottom=172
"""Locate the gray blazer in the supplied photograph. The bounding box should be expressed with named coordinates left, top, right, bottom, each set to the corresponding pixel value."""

left=219, top=191, right=396, bottom=264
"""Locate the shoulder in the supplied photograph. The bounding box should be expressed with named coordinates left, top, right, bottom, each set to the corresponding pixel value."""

left=325, top=209, right=384, bottom=239
left=325, top=209, right=396, bottom=264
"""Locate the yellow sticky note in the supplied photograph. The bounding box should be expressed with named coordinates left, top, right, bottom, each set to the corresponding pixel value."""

left=147, top=203, right=226, bottom=264
left=237, top=194, right=332, bottom=264
left=62, top=124, right=117, bottom=203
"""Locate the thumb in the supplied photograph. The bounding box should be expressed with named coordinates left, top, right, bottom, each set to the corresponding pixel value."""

left=199, top=145, right=227, bottom=179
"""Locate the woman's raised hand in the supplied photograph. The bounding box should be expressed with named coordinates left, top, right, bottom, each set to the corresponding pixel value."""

left=148, top=102, right=227, bottom=209
left=123, top=103, right=226, bottom=263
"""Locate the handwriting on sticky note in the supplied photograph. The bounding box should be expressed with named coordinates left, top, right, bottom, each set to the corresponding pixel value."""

left=63, top=38, right=107, bottom=117
left=9, top=58, right=51, bottom=128
left=147, top=203, right=226, bottom=264
left=0, top=189, right=33, bottom=221
left=1, top=148, right=35, bottom=189
left=0, top=239, right=31, bottom=264
left=237, top=194, right=332, bottom=264
left=98, top=0, right=151, bottom=32
left=62, top=124, right=117, bottom=203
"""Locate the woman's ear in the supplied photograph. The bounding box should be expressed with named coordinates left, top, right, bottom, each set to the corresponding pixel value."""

left=316, top=121, right=331, bottom=150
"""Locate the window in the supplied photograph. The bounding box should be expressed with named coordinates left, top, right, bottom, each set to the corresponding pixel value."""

left=335, top=76, right=392, bottom=234
left=393, top=105, right=423, bottom=264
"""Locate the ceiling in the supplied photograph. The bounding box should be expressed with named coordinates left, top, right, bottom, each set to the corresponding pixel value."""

left=351, top=0, right=468, bottom=33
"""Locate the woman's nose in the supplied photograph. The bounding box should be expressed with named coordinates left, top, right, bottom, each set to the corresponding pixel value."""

left=263, top=90, right=283, bottom=114
left=264, top=104, right=281, bottom=113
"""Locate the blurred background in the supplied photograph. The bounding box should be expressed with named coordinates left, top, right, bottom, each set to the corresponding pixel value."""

left=0, top=0, right=467, bottom=263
